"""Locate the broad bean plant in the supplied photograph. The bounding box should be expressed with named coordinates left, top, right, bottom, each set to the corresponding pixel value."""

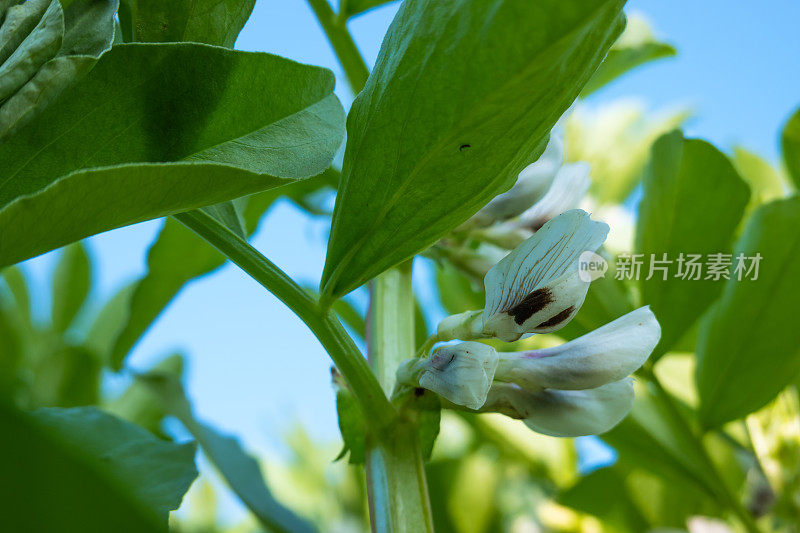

left=1, top=1, right=800, bottom=532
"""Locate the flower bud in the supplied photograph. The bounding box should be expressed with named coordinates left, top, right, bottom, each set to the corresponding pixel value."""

left=403, top=342, right=499, bottom=410
left=481, top=209, right=608, bottom=341
left=436, top=310, right=485, bottom=342
left=494, top=306, right=660, bottom=391
left=483, top=379, right=634, bottom=437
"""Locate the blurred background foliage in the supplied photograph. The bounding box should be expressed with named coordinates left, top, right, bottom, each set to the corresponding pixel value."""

left=2, top=2, right=800, bottom=532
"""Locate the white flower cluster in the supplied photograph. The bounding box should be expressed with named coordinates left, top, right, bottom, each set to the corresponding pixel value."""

left=399, top=209, right=661, bottom=437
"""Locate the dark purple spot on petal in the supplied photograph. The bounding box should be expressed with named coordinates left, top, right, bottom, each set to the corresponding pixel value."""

left=535, top=306, right=575, bottom=330
left=507, top=288, right=553, bottom=325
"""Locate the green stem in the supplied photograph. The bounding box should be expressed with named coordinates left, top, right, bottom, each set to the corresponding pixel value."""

left=641, top=369, right=762, bottom=533
left=305, top=0, right=370, bottom=94
left=365, top=262, right=434, bottom=532
left=174, top=210, right=394, bottom=427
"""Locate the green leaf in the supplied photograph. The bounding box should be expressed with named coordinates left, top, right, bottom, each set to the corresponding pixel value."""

left=342, top=0, right=396, bottom=18
left=0, top=306, right=23, bottom=392
left=559, top=466, right=650, bottom=532
left=202, top=201, right=246, bottom=238
left=781, top=104, right=800, bottom=189
left=0, top=401, right=164, bottom=532
left=0, top=43, right=344, bottom=267
left=121, top=0, right=255, bottom=47
left=51, top=242, right=91, bottom=332
left=732, top=146, right=788, bottom=216
left=581, top=13, right=675, bottom=96
left=85, top=282, right=136, bottom=364
left=0, top=0, right=62, bottom=102
left=108, top=172, right=337, bottom=369
left=320, top=0, right=626, bottom=299
left=32, top=406, right=198, bottom=521
left=1, top=265, right=30, bottom=322
left=602, top=384, right=719, bottom=500
left=137, top=372, right=316, bottom=533
left=697, top=196, right=800, bottom=427
left=105, top=353, right=184, bottom=438
left=636, top=131, right=750, bottom=358
left=0, top=0, right=116, bottom=139
left=60, top=0, right=117, bottom=56
left=31, top=345, right=101, bottom=407
left=331, top=296, right=367, bottom=341
left=435, top=261, right=485, bottom=316
left=335, top=383, right=366, bottom=464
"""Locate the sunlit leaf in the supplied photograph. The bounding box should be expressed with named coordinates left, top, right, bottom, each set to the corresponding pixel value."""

left=581, top=13, right=675, bottom=96
left=321, top=0, right=626, bottom=299
left=782, top=104, right=800, bottom=188
left=697, top=196, right=800, bottom=427
left=637, top=131, right=750, bottom=358
left=0, top=43, right=344, bottom=267
left=732, top=146, right=788, bottom=217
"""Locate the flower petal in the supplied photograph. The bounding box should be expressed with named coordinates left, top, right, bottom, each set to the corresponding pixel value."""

left=495, top=306, right=660, bottom=390
left=482, top=209, right=608, bottom=341
left=515, top=162, right=591, bottom=232
left=477, top=134, right=564, bottom=222
left=484, top=379, right=634, bottom=437
left=417, top=342, right=498, bottom=410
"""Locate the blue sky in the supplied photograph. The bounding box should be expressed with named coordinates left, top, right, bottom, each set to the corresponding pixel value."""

left=20, top=0, right=800, bottom=491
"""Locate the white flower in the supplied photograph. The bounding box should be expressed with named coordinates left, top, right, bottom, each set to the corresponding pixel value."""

left=400, top=342, right=499, bottom=410
left=493, top=306, right=660, bottom=391
left=514, top=162, right=591, bottom=232
left=483, top=378, right=635, bottom=437
left=473, top=135, right=564, bottom=224
left=481, top=209, right=608, bottom=341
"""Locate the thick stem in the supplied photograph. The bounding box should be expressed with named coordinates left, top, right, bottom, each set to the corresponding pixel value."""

left=174, top=210, right=394, bottom=426
left=305, top=0, right=370, bottom=94
left=365, top=262, right=434, bottom=532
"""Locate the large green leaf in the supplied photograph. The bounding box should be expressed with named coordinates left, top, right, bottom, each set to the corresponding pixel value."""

left=0, top=43, right=344, bottom=267
left=0, top=402, right=164, bottom=532
left=138, top=372, right=316, bottom=533
left=781, top=104, right=800, bottom=188
left=108, top=171, right=338, bottom=370
left=637, top=131, right=750, bottom=358
left=580, top=13, right=675, bottom=97
left=120, top=0, right=255, bottom=47
left=697, top=196, right=800, bottom=427
left=320, top=0, right=626, bottom=299
left=32, top=406, right=198, bottom=520
left=51, top=242, right=91, bottom=332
